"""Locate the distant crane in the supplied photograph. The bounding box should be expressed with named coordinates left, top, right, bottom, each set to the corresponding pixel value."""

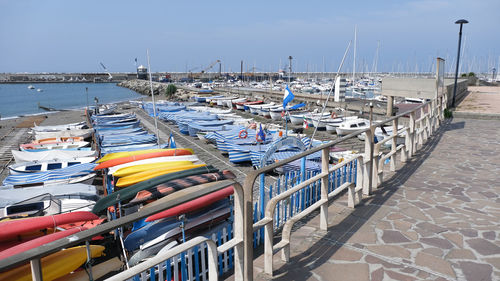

left=99, top=62, right=113, bottom=80
left=201, top=60, right=221, bottom=74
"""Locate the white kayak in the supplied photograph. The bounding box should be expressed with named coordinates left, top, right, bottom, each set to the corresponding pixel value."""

left=107, top=155, right=201, bottom=175
left=12, top=149, right=97, bottom=164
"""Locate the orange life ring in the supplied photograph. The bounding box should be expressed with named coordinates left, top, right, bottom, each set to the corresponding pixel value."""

left=239, top=129, right=248, bottom=139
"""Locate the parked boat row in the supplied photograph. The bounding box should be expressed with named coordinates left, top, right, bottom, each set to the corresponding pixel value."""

left=0, top=104, right=240, bottom=280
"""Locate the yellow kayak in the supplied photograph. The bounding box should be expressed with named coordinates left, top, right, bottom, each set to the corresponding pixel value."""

left=97, top=148, right=194, bottom=163
left=0, top=245, right=105, bottom=281
left=112, top=160, right=193, bottom=178
left=53, top=257, right=123, bottom=281
left=115, top=164, right=207, bottom=187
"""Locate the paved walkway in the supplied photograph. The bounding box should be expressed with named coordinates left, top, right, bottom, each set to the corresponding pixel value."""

left=455, top=86, right=500, bottom=119
left=246, top=118, right=500, bottom=281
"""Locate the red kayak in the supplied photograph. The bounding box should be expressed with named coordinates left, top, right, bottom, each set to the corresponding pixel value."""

left=0, top=211, right=98, bottom=242
left=235, top=100, right=263, bottom=106
left=0, top=227, right=86, bottom=260
left=145, top=186, right=234, bottom=222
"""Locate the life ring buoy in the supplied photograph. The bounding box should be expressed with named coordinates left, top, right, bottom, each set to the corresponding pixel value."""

left=239, top=129, right=248, bottom=139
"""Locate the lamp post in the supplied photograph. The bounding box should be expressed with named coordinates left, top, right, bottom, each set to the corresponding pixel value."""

left=452, top=19, right=468, bottom=108
left=85, top=87, right=89, bottom=110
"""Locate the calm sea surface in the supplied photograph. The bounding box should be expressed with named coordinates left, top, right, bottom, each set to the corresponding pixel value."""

left=0, top=83, right=141, bottom=119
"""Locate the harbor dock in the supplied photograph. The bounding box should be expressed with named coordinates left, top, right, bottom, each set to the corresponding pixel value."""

left=0, top=85, right=498, bottom=280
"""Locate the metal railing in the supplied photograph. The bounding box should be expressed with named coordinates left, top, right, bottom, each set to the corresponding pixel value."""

left=241, top=93, right=447, bottom=278
left=0, top=93, right=447, bottom=281
left=0, top=179, right=245, bottom=281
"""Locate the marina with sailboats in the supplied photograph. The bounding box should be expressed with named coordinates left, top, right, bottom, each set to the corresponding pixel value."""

left=1, top=0, right=500, bottom=279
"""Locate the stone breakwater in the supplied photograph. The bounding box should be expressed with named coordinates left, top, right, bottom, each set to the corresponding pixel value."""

left=117, top=80, right=167, bottom=96
left=117, top=80, right=192, bottom=100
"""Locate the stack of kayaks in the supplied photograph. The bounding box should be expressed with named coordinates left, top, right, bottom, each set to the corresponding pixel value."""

left=0, top=103, right=242, bottom=280
left=88, top=106, right=239, bottom=271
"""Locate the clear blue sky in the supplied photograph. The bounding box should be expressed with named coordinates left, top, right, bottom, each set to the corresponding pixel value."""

left=1, top=0, right=498, bottom=74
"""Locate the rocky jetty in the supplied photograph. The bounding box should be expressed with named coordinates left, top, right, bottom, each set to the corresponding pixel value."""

left=117, top=80, right=193, bottom=100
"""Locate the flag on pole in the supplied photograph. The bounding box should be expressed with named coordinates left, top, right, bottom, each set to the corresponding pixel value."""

left=303, top=116, right=309, bottom=129
left=257, top=124, right=266, bottom=142
left=168, top=133, right=176, bottom=148
left=283, top=85, right=295, bottom=109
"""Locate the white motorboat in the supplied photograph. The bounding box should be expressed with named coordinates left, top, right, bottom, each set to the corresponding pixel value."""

left=11, top=149, right=97, bottom=163
left=248, top=102, right=275, bottom=115
left=33, top=121, right=87, bottom=132
left=8, top=157, right=96, bottom=174
left=335, top=118, right=370, bottom=136
left=357, top=125, right=405, bottom=146
left=0, top=183, right=98, bottom=208
left=226, top=97, right=246, bottom=108
left=289, top=113, right=308, bottom=125
left=28, top=85, right=35, bottom=89
left=259, top=105, right=281, bottom=117
left=34, top=128, right=94, bottom=140
left=325, top=116, right=360, bottom=132
left=20, top=141, right=90, bottom=151
left=304, top=112, right=331, bottom=127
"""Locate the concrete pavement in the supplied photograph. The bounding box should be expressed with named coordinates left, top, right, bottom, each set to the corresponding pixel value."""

left=247, top=117, right=500, bottom=281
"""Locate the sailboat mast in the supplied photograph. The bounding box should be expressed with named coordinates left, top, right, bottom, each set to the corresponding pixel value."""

left=372, top=40, right=380, bottom=74
left=146, top=49, right=161, bottom=147
left=352, top=25, right=357, bottom=84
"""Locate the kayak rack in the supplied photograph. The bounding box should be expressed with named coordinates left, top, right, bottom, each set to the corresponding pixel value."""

left=0, top=179, right=249, bottom=281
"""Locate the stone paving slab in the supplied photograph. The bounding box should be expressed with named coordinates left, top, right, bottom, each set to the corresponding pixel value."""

left=244, top=118, right=500, bottom=281
left=454, top=86, right=500, bottom=119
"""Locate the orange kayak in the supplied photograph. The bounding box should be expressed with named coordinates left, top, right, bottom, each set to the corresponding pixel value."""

left=32, top=137, right=84, bottom=144
left=94, top=148, right=194, bottom=170
left=115, top=164, right=207, bottom=187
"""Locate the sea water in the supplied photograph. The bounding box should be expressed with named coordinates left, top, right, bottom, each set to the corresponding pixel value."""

left=0, top=83, right=142, bottom=119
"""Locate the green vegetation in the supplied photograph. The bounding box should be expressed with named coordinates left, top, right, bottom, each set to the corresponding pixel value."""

left=165, top=84, right=177, bottom=98
left=444, top=108, right=453, bottom=118
left=468, top=72, right=476, bottom=77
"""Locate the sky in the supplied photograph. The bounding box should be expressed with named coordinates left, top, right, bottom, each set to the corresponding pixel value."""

left=0, top=0, right=499, bottom=74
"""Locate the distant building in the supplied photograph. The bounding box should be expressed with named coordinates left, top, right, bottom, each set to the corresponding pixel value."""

left=137, top=65, right=148, bottom=80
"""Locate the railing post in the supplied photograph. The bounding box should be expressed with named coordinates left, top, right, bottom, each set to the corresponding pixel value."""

left=263, top=222, right=274, bottom=275
left=30, top=258, right=43, bottom=281
left=232, top=183, right=244, bottom=281
left=243, top=178, right=254, bottom=281
left=356, top=156, right=363, bottom=197
left=363, top=128, right=374, bottom=195
left=430, top=100, right=436, bottom=134
left=409, top=112, right=416, bottom=157
left=420, top=107, right=426, bottom=143
left=390, top=118, right=397, bottom=171
left=320, top=147, right=329, bottom=231
left=373, top=143, right=381, bottom=189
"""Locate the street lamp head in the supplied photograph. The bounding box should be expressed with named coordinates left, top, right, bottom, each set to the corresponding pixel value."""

left=455, top=19, right=468, bottom=24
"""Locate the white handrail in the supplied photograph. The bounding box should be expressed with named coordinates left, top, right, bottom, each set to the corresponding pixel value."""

left=104, top=236, right=219, bottom=281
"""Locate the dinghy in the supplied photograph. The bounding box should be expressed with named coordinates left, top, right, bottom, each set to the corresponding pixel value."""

left=12, top=149, right=97, bottom=164
left=8, top=157, right=96, bottom=174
